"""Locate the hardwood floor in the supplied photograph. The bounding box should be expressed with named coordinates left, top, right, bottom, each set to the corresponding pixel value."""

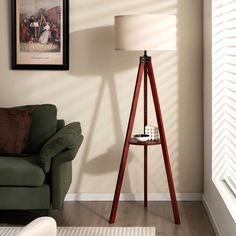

left=0, top=201, right=215, bottom=236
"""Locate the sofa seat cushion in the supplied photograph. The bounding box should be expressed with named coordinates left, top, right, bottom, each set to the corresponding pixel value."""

left=0, top=156, right=45, bottom=187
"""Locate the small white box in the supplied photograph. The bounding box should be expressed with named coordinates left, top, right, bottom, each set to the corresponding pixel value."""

left=145, top=125, right=160, bottom=140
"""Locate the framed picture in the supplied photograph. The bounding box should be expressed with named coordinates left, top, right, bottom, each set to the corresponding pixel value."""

left=12, top=0, right=69, bottom=70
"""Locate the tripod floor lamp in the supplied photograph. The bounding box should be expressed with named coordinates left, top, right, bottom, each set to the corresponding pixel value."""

left=109, top=15, right=180, bottom=224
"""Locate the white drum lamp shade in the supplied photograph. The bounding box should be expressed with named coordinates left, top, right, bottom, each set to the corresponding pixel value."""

left=115, top=15, right=176, bottom=51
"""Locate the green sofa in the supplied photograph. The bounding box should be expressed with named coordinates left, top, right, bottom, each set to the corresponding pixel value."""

left=0, top=104, right=83, bottom=210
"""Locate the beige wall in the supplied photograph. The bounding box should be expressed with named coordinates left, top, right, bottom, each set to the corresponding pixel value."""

left=0, top=0, right=203, bottom=194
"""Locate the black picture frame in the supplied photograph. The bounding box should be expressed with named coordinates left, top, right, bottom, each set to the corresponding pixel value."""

left=11, top=0, right=69, bottom=70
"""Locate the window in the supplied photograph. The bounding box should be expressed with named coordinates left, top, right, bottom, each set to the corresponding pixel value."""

left=212, top=0, right=236, bottom=220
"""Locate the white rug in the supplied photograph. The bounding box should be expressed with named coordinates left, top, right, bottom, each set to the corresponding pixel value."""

left=0, top=227, right=155, bottom=236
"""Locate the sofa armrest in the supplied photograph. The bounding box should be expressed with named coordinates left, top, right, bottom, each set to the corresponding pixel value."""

left=39, top=122, right=83, bottom=173
left=50, top=152, right=73, bottom=209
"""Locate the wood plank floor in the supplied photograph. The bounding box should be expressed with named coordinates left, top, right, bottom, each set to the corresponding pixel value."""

left=0, top=201, right=215, bottom=236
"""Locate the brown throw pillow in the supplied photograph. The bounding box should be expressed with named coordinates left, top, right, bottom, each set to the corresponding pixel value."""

left=0, top=108, right=33, bottom=156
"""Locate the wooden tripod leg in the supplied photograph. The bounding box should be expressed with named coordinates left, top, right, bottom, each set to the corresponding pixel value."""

left=109, top=61, right=145, bottom=224
left=144, top=67, right=148, bottom=208
left=146, top=61, right=180, bottom=224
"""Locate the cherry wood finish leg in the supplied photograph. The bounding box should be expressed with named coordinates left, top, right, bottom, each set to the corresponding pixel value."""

left=144, top=67, right=148, bottom=208
left=146, top=59, right=180, bottom=224
left=109, top=60, right=145, bottom=224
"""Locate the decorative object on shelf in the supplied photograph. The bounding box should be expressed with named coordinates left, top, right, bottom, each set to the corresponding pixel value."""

left=11, top=0, right=69, bottom=70
left=133, top=134, right=150, bottom=142
left=145, top=125, right=160, bottom=141
left=110, top=15, right=180, bottom=225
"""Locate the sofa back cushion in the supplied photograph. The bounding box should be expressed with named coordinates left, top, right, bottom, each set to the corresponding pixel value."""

left=16, top=104, right=57, bottom=154
left=0, top=108, right=32, bottom=156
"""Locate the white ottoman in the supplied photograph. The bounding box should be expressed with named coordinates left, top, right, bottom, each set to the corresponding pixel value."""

left=16, top=217, right=57, bottom=236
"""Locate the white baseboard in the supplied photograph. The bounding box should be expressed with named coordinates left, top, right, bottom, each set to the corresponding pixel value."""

left=65, top=193, right=202, bottom=201
left=202, top=194, right=222, bottom=236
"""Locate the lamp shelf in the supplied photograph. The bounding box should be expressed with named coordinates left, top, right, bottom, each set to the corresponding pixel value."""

left=129, top=138, right=161, bottom=146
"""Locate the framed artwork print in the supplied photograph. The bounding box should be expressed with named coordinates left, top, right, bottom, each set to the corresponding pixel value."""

left=12, top=0, right=69, bottom=70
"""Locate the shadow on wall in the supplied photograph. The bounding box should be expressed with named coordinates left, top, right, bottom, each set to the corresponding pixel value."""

left=70, top=26, right=141, bottom=192
left=70, top=26, right=140, bottom=76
